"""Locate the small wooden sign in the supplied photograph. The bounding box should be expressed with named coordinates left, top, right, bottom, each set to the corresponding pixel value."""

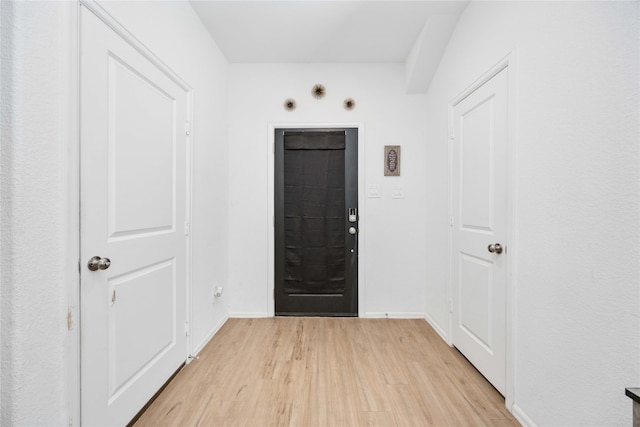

left=384, top=145, right=401, bottom=176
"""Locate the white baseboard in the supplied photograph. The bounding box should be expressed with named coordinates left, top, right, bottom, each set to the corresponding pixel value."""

left=190, top=311, right=229, bottom=356
left=512, top=404, right=537, bottom=427
left=424, top=312, right=449, bottom=343
left=229, top=312, right=427, bottom=320
left=229, top=312, right=269, bottom=318
left=362, top=312, right=426, bottom=319
left=229, top=311, right=424, bottom=319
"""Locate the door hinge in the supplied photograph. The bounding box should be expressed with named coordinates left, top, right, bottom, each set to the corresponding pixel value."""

left=273, top=142, right=275, bottom=154
left=185, top=120, right=191, bottom=136
left=449, top=216, right=454, bottom=227
left=184, top=320, right=190, bottom=336
left=449, top=299, right=453, bottom=313
left=184, top=221, right=190, bottom=236
left=449, top=127, right=455, bottom=140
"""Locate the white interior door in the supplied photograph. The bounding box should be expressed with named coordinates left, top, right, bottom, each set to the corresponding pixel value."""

left=80, top=7, right=190, bottom=425
left=451, top=67, right=508, bottom=395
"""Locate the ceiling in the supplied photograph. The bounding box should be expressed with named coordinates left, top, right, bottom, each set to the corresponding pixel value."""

left=189, top=1, right=468, bottom=63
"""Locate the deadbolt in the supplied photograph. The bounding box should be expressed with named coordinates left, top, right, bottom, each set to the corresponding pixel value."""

left=487, top=243, right=503, bottom=254
left=348, top=208, right=357, bottom=223
left=348, top=227, right=357, bottom=235
left=88, top=256, right=111, bottom=271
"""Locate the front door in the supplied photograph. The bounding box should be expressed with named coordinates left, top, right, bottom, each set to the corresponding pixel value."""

left=451, top=67, right=509, bottom=395
left=275, top=128, right=358, bottom=316
left=80, top=7, right=190, bottom=425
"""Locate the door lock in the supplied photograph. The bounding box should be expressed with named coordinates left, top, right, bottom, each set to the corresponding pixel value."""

left=87, top=256, right=111, bottom=271
left=348, top=226, right=357, bottom=235
left=348, top=208, right=357, bottom=223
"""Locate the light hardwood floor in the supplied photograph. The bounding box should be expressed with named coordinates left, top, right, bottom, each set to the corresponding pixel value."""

left=134, top=318, right=520, bottom=426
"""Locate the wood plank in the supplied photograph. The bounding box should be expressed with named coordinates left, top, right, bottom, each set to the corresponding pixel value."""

left=134, top=318, right=520, bottom=427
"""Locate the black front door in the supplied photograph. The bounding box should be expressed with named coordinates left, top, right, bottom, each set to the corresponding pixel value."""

left=275, top=128, right=358, bottom=316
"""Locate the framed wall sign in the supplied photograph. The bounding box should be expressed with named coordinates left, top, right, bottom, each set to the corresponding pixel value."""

left=384, top=145, right=401, bottom=176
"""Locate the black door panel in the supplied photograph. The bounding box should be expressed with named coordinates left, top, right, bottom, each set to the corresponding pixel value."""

left=275, top=128, right=358, bottom=316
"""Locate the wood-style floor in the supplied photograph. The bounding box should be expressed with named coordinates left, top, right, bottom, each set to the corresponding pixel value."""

left=134, top=318, right=520, bottom=427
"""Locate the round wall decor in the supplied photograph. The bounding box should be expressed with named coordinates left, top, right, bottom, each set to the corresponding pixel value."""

left=312, top=84, right=326, bottom=99
left=284, top=98, right=297, bottom=111
left=343, top=98, right=356, bottom=110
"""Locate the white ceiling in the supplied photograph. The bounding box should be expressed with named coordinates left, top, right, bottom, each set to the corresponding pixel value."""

left=189, top=1, right=468, bottom=63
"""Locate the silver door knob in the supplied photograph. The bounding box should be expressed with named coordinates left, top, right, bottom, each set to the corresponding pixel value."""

left=348, top=226, right=357, bottom=235
left=88, top=256, right=111, bottom=271
left=487, top=243, right=503, bottom=254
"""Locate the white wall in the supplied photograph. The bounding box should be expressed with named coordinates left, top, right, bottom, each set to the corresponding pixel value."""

left=423, top=1, right=639, bottom=425
left=1, top=2, right=74, bottom=425
left=0, top=2, right=230, bottom=425
left=227, top=64, right=429, bottom=318
left=100, top=0, right=231, bottom=356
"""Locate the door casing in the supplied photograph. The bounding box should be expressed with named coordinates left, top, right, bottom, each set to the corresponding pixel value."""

left=268, top=123, right=366, bottom=317
left=447, top=52, right=517, bottom=411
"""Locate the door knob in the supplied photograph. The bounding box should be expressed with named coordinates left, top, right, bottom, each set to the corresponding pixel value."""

left=487, top=243, right=503, bottom=254
left=348, top=226, right=357, bottom=235
left=88, top=256, right=111, bottom=271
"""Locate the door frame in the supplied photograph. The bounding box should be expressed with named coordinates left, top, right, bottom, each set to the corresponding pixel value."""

left=267, top=123, right=366, bottom=317
left=69, top=1, right=194, bottom=424
left=447, top=51, right=517, bottom=410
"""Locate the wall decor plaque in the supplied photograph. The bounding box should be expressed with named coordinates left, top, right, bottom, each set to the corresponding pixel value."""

left=384, top=145, right=401, bottom=176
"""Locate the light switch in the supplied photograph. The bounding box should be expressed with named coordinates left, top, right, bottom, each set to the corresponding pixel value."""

left=392, top=185, right=405, bottom=199
left=368, top=184, right=381, bottom=198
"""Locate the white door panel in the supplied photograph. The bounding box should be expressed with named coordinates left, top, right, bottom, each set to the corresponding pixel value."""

left=109, top=258, right=176, bottom=398
left=109, top=53, right=177, bottom=237
left=460, top=95, right=495, bottom=232
left=80, top=7, right=189, bottom=425
left=451, top=67, right=508, bottom=395
left=459, top=253, right=493, bottom=351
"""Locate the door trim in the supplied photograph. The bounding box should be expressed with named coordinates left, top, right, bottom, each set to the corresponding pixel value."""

left=68, top=3, right=81, bottom=425
left=447, top=51, right=517, bottom=411
left=72, top=1, right=194, bottom=424
left=267, top=123, right=366, bottom=318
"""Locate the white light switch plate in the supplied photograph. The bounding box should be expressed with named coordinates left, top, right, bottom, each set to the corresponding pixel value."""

left=368, top=184, right=381, bottom=198
left=392, top=185, right=405, bottom=199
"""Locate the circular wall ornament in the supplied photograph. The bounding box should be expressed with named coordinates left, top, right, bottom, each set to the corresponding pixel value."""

left=312, top=84, right=326, bottom=99
left=284, top=98, right=297, bottom=111
left=343, top=98, right=356, bottom=110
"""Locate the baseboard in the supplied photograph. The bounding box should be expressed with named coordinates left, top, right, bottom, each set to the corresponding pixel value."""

left=363, top=312, right=426, bottom=319
left=229, top=312, right=427, bottom=320
left=424, top=312, right=449, bottom=343
left=229, top=312, right=269, bottom=318
left=190, top=310, right=229, bottom=356
left=512, top=404, right=537, bottom=427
